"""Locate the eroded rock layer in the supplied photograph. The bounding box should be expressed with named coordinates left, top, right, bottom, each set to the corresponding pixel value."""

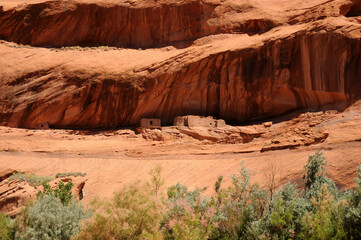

left=0, top=0, right=360, bottom=128
left=0, top=0, right=220, bottom=48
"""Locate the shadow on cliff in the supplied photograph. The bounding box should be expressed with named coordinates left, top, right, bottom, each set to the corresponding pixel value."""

left=244, top=100, right=348, bottom=126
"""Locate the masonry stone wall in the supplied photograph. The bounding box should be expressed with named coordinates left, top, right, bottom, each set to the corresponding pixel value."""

left=36, top=122, right=50, bottom=129
left=140, top=118, right=161, bottom=128
left=173, top=116, right=226, bottom=128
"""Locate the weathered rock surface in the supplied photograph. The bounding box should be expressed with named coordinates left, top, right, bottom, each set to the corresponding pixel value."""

left=0, top=0, right=219, bottom=48
left=137, top=111, right=333, bottom=147
left=136, top=115, right=264, bottom=143
left=0, top=172, right=87, bottom=216
left=1, top=0, right=309, bottom=49
left=260, top=111, right=343, bottom=152
left=0, top=0, right=360, bottom=129
left=137, top=124, right=263, bottom=144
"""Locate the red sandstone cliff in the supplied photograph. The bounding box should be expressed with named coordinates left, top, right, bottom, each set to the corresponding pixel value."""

left=0, top=0, right=361, bottom=128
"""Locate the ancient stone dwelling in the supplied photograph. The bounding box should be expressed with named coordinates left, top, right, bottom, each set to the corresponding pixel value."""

left=140, top=118, right=161, bottom=128
left=36, top=122, right=49, bottom=129
left=173, top=116, right=226, bottom=128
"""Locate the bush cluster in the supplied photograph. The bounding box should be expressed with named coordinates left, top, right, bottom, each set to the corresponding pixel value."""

left=1, top=180, right=89, bottom=240
left=55, top=172, right=87, bottom=178
left=2, top=150, right=361, bottom=239
left=74, top=183, right=163, bottom=240
left=75, top=151, right=361, bottom=239
left=0, top=213, right=14, bottom=240
left=6, top=173, right=53, bottom=187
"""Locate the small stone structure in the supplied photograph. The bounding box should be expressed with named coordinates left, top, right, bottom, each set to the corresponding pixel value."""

left=36, top=122, right=50, bottom=129
left=140, top=118, right=161, bottom=128
left=174, top=115, right=226, bottom=128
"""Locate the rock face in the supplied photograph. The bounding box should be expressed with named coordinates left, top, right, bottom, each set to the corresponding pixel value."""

left=0, top=0, right=361, bottom=129
left=0, top=171, right=87, bottom=216
left=0, top=0, right=219, bottom=48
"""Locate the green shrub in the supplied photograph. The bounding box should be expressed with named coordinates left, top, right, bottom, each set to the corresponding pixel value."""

left=267, top=197, right=297, bottom=239
left=37, top=180, right=74, bottom=206
left=208, top=162, right=268, bottom=239
left=303, top=150, right=328, bottom=190
left=303, top=150, right=338, bottom=199
left=15, top=179, right=88, bottom=240
left=0, top=212, right=14, bottom=240
left=55, top=172, right=86, bottom=178
left=75, top=183, right=163, bottom=240
left=15, top=196, right=88, bottom=240
left=260, top=183, right=309, bottom=239
left=148, top=165, right=164, bottom=198
left=6, top=173, right=53, bottom=187
left=300, top=185, right=346, bottom=239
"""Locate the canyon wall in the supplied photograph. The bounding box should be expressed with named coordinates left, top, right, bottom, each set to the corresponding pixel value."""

left=0, top=0, right=219, bottom=48
left=134, top=32, right=355, bottom=125
left=0, top=0, right=360, bottom=128
left=0, top=0, right=285, bottom=48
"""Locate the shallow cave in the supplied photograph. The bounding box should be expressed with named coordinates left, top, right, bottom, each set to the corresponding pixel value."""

left=344, top=1, right=361, bottom=17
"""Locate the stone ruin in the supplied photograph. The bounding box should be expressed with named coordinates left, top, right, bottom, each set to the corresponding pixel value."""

left=140, top=118, right=161, bottom=128
left=36, top=122, right=50, bottom=129
left=139, top=116, right=226, bottom=129
left=173, top=115, right=226, bottom=128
